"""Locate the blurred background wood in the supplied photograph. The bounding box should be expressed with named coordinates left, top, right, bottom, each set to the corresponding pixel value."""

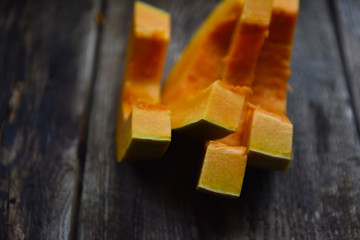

left=0, top=0, right=100, bottom=239
left=1, top=0, right=360, bottom=239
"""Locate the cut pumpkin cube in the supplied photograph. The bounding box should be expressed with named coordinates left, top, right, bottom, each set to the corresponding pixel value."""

left=117, top=104, right=171, bottom=162
left=197, top=141, right=247, bottom=197
left=171, top=80, right=251, bottom=140
left=116, top=1, right=171, bottom=162
left=244, top=106, right=293, bottom=171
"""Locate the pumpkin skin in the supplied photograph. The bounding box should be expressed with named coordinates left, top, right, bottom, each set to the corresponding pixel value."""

left=116, top=1, right=171, bottom=162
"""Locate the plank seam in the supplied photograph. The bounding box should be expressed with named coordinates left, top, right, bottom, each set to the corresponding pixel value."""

left=328, top=0, right=360, bottom=137
left=69, top=0, right=107, bottom=239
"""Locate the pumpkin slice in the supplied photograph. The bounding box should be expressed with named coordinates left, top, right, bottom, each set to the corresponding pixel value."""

left=116, top=1, right=171, bottom=162
left=171, top=80, right=251, bottom=140
left=244, top=106, right=293, bottom=171
left=196, top=0, right=274, bottom=196
left=162, top=0, right=244, bottom=106
left=197, top=141, right=247, bottom=197
left=222, top=0, right=273, bottom=87
left=250, top=0, right=299, bottom=116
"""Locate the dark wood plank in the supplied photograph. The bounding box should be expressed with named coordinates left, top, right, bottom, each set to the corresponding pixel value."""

left=331, top=0, right=360, bottom=133
left=77, top=0, right=360, bottom=239
left=0, top=0, right=100, bottom=238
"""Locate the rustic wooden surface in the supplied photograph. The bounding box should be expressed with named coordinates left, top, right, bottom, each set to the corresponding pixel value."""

left=1, top=0, right=360, bottom=239
left=0, top=0, right=100, bottom=239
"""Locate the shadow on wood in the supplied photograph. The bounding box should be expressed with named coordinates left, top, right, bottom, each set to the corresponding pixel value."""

left=123, top=133, right=273, bottom=239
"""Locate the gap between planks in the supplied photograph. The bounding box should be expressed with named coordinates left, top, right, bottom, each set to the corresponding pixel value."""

left=328, top=0, right=360, bottom=138
left=69, top=0, right=107, bottom=239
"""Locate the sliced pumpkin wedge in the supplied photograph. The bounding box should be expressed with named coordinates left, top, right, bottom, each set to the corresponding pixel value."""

left=197, top=0, right=298, bottom=197
left=250, top=0, right=299, bottom=116
left=165, top=0, right=273, bottom=142
left=204, top=0, right=298, bottom=170
left=222, top=0, right=273, bottom=87
left=116, top=1, right=171, bottom=162
left=162, top=0, right=244, bottom=106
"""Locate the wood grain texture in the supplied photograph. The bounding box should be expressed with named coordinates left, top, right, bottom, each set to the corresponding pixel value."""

left=331, top=0, right=360, bottom=133
left=77, top=0, right=360, bottom=239
left=0, top=0, right=100, bottom=239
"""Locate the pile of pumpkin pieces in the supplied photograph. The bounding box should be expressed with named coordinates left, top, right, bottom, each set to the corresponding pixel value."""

left=116, top=0, right=299, bottom=197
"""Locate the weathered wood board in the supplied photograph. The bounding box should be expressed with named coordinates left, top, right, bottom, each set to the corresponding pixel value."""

left=76, top=0, right=360, bottom=239
left=1, top=0, right=360, bottom=239
left=0, top=0, right=100, bottom=238
left=331, top=0, right=360, bottom=132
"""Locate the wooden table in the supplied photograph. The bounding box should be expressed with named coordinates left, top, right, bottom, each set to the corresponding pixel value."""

left=1, top=0, right=359, bottom=239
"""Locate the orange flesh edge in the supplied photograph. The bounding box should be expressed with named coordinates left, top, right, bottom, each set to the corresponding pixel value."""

left=171, top=80, right=251, bottom=131
left=249, top=0, right=299, bottom=116
left=122, top=1, right=170, bottom=119
left=197, top=141, right=247, bottom=197
left=222, top=0, right=273, bottom=87
left=116, top=2, right=171, bottom=162
left=219, top=0, right=298, bottom=145
left=202, top=0, right=297, bottom=178
left=162, top=0, right=244, bottom=106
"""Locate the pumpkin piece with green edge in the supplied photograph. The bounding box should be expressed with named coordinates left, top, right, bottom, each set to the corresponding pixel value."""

left=116, top=1, right=171, bottom=162
left=197, top=141, right=247, bottom=197
left=203, top=0, right=298, bottom=172
left=197, top=0, right=298, bottom=197
left=164, top=0, right=272, bottom=141
left=244, top=106, right=293, bottom=170
left=171, top=80, right=251, bottom=140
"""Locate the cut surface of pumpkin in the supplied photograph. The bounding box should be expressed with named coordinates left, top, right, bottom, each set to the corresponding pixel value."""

left=197, top=141, right=247, bottom=197
left=162, top=0, right=244, bottom=106
left=116, top=1, right=171, bottom=162
left=117, top=104, right=171, bottom=162
left=222, top=0, right=273, bottom=87
left=244, top=107, right=293, bottom=171
left=197, top=0, right=297, bottom=196
left=171, top=80, right=251, bottom=140
left=250, top=0, right=299, bottom=116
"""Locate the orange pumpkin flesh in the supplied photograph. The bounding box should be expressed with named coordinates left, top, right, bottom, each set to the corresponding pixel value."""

left=116, top=1, right=171, bottom=162
left=222, top=0, right=273, bottom=87
left=245, top=106, right=293, bottom=170
left=165, top=0, right=274, bottom=142
left=162, top=0, right=244, bottom=106
left=197, top=141, right=247, bottom=197
left=196, top=0, right=273, bottom=195
left=209, top=0, right=297, bottom=170
left=171, top=80, right=251, bottom=140
left=250, top=0, right=299, bottom=116
left=197, top=0, right=298, bottom=196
